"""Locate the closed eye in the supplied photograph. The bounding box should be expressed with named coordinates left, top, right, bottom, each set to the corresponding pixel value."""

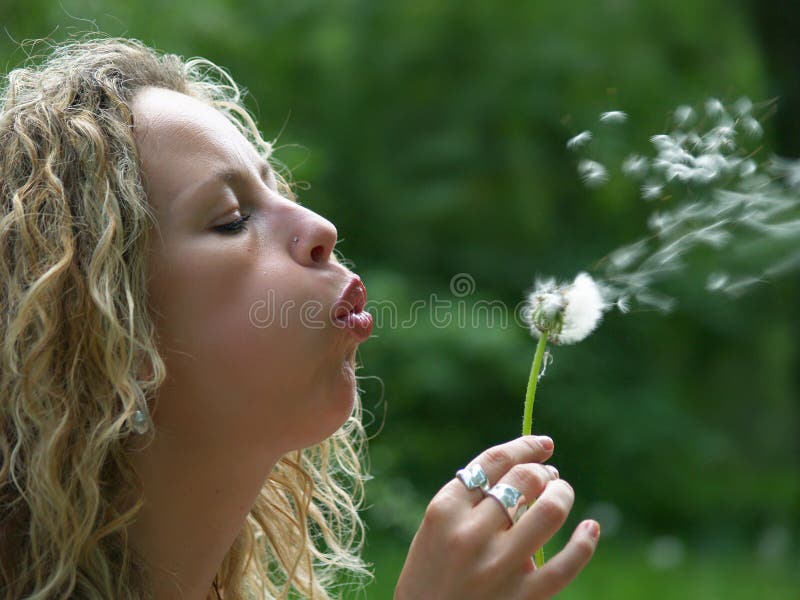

left=213, top=213, right=251, bottom=234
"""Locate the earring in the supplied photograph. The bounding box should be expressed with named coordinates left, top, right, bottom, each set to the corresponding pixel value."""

left=130, top=408, right=149, bottom=435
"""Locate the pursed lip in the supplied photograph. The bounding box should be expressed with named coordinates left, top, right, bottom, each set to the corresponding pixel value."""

left=333, top=276, right=367, bottom=318
left=332, top=276, right=373, bottom=342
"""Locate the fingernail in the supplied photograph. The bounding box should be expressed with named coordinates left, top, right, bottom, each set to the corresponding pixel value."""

left=545, top=465, right=559, bottom=479
left=537, top=436, right=554, bottom=451
left=584, top=520, right=600, bottom=542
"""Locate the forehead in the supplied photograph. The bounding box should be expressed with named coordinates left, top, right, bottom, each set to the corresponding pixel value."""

left=131, top=87, right=261, bottom=203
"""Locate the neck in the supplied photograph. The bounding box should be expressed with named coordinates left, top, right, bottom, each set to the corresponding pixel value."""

left=126, top=430, right=279, bottom=600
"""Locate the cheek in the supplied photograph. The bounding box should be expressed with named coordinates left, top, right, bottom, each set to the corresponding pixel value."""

left=149, top=246, right=331, bottom=398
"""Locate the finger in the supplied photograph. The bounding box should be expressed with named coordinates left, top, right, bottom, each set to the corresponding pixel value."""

left=523, top=520, right=600, bottom=599
left=504, top=478, right=575, bottom=558
left=442, top=435, right=554, bottom=508
left=473, top=463, right=559, bottom=530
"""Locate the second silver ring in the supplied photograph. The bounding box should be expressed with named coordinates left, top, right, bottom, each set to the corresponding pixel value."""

left=486, top=483, right=527, bottom=525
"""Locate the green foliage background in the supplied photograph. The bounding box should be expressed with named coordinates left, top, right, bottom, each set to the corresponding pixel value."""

left=2, top=1, right=798, bottom=597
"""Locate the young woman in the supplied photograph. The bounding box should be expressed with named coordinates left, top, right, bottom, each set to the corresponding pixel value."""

left=0, top=36, right=599, bottom=599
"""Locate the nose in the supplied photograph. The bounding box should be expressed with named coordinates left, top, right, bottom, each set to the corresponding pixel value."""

left=290, top=206, right=338, bottom=267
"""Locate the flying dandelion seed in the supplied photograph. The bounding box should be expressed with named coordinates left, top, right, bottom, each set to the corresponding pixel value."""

left=567, top=130, right=592, bottom=150
left=561, top=97, right=800, bottom=314
left=600, top=110, right=628, bottom=124
left=578, top=159, right=609, bottom=187
left=673, top=105, right=695, bottom=126
left=641, top=183, right=663, bottom=200
left=734, top=97, right=753, bottom=116
left=705, top=98, right=725, bottom=118
left=741, top=116, right=763, bottom=138
left=768, top=157, right=800, bottom=189
left=622, top=154, right=649, bottom=178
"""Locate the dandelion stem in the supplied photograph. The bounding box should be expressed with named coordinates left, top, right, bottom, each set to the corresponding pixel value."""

left=522, top=332, right=549, bottom=569
left=522, top=333, right=549, bottom=436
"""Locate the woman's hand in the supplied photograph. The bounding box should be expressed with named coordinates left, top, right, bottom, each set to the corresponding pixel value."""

left=394, top=436, right=599, bottom=600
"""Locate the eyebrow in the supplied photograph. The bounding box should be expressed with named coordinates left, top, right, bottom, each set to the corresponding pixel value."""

left=178, top=159, right=273, bottom=212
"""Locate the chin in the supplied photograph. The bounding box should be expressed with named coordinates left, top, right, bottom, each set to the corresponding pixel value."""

left=295, top=357, right=358, bottom=449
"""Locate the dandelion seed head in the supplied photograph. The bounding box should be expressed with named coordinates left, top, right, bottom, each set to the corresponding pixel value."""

left=555, top=273, right=606, bottom=344
left=600, top=110, right=628, bottom=124
left=526, top=273, right=606, bottom=344
left=578, top=159, right=609, bottom=187
left=567, top=130, right=593, bottom=150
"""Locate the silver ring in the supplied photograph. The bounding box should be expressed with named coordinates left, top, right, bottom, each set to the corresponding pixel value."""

left=487, top=483, right=527, bottom=525
left=455, top=463, right=490, bottom=494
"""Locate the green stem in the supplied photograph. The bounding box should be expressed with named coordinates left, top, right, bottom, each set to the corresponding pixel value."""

left=522, top=333, right=549, bottom=436
left=522, top=332, right=549, bottom=569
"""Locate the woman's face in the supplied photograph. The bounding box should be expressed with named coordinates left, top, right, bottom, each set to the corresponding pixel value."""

left=132, top=87, right=371, bottom=455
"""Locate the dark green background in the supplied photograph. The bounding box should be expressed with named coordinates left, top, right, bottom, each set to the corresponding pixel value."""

left=2, top=1, right=798, bottom=597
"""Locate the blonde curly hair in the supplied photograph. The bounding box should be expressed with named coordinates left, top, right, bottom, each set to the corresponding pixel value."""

left=0, top=35, right=368, bottom=599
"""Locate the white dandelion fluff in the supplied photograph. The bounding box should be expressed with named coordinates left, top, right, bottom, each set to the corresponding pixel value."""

left=526, top=273, right=606, bottom=345
left=650, top=134, right=677, bottom=152
left=768, top=157, right=800, bottom=189
left=741, top=116, right=763, bottom=138
left=706, top=271, right=729, bottom=292
left=673, top=105, right=695, bottom=126
left=567, top=130, right=593, bottom=150
left=600, top=110, right=628, bottom=124
left=740, top=159, right=757, bottom=178
left=705, top=98, right=725, bottom=118
left=733, top=97, right=753, bottom=116
left=578, top=159, right=609, bottom=187
left=641, top=182, right=663, bottom=200
left=622, top=154, right=649, bottom=177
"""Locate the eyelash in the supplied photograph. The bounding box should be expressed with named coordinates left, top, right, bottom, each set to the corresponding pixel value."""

left=214, top=213, right=252, bottom=234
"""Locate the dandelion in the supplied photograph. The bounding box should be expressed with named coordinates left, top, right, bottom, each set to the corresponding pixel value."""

left=525, top=273, right=605, bottom=344
left=566, top=130, right=592, bottom=150
left=600, top=110, right=628, bottom=124
left=520, top=271, right=606, bottom=567
left=578, top=159, right=609, bottom=187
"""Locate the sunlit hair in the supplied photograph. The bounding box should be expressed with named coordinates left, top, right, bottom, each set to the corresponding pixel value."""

left=0, top=35, right=368, bottom=599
